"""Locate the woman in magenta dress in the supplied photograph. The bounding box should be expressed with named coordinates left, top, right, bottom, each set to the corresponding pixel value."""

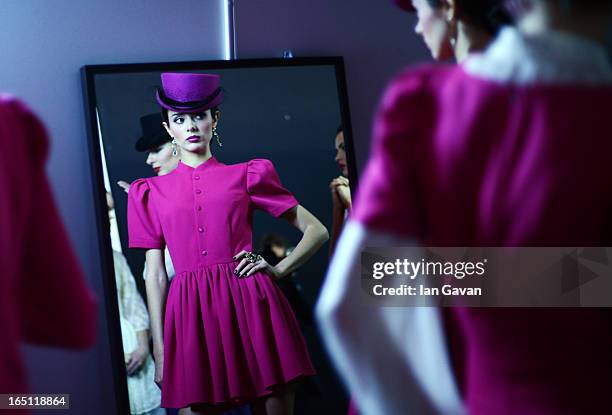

left=317, top=0, right=612, bottom=414
left=343, top=1, right=513, bottom=414
left=128, top=73, right=328, bottom=415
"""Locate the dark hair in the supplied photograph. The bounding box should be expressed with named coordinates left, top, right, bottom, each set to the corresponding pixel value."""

left=427, top=0, right=514, bottom=35
left=161, top=106, right=220, bottom=125
left=336, top=125, right=343, bottom=136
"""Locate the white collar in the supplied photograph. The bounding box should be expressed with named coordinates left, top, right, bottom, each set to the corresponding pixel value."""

left=464, top=27, right=612, bottom=85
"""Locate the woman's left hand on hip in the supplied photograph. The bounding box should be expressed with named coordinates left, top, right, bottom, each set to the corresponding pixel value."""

left=233, top=250, right=282, bottom=279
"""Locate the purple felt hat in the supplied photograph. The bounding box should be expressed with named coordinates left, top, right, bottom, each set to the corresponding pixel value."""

left=156, top=73, right=223, bottom=113
left=393, top=0, right=415, bottom=11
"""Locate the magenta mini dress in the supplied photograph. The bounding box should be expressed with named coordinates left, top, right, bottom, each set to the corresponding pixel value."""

left=128, top=157, right=315, bottom=408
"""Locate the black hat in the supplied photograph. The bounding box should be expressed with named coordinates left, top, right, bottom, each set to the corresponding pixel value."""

left=135, top=113, right=171, bottom=152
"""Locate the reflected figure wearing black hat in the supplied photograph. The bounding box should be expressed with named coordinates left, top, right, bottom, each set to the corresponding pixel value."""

left=118, top=113, right=181, bottom=192
left=120, top=113, right=178, bottom=283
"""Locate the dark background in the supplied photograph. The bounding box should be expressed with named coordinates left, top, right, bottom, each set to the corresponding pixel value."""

left=93, top=61, right=352, bottom=414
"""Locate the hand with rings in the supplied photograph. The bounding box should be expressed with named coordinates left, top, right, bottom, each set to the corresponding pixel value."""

left=232, top=250, right=282, bottom=280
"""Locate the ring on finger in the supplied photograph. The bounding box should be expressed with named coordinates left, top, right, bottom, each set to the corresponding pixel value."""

left=245, top=252, right=263, bottom=264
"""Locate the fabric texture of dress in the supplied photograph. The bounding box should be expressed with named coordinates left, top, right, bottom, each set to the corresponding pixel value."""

left=351, top=28, right=612, bottom=414
left=0, top=96, right=97, bottom=413
left=128, top=156, right=315, bottom=408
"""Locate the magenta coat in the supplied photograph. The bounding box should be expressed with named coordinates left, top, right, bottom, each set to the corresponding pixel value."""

left=0, top=96, right=97, bottom=405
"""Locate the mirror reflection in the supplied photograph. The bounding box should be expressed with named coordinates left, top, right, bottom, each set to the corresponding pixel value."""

left=88, top=60, right=355, bottom=415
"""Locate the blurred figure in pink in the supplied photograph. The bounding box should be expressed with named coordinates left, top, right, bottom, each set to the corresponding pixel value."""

left=0, top=96, right=97, bottom=400
left=317, top=0, right=612, bottom=414
left=347, top=2, right=513, bottom=414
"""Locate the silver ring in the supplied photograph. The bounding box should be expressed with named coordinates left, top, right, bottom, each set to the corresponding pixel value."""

left=245, top=252, right=262, bottom=264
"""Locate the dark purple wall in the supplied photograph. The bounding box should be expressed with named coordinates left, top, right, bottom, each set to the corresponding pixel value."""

left=234, top=0, right=430, bottom=169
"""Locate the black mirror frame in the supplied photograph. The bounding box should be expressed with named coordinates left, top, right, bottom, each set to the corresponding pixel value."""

left=81, top=56, right=357, bottom=414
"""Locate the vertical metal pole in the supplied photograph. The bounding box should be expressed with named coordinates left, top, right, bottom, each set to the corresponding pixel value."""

left=227, top=0, right=237, bottom=59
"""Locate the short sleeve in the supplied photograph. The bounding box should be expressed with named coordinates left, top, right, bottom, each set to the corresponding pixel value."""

left=128, top=178, right=164, bottom=249
left=246, top=158, right=299, bottom=217
left=352, top=68, right=432, bottom=238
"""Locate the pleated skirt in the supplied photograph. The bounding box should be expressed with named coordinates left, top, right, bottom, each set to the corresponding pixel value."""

left=160, top=261, right=315, bottom=408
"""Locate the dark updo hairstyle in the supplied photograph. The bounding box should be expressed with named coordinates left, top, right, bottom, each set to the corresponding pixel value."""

left=161, top=106, right=220, bottom=125
left=426, top=0, right=514, bottom=35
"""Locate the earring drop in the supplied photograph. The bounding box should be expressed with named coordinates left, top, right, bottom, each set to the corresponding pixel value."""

left=171, top=138, right=178, bottom=156
left=213, top=126, right=223, bottom=147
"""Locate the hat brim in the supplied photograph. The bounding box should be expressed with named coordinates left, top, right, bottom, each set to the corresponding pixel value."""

left=155, top=90, right=223, bottom=113
left=135, top=130, right=171, bottom=152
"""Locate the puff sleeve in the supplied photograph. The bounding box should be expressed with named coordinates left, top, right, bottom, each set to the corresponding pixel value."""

left=128, top=178, right=164, bottom=249
left=246, top=158, right=298, bottom=218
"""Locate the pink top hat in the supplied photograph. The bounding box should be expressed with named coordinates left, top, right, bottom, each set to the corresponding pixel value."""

left=393, top=0, right=415, bottom=11
left=156, top=73, right=223, bottom=113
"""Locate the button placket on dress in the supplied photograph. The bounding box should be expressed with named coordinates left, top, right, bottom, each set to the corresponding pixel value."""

left=193, top=171, right=207, bottom=258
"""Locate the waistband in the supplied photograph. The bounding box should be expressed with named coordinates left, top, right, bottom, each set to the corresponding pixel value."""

left=174, top=259, right=238, bottom=276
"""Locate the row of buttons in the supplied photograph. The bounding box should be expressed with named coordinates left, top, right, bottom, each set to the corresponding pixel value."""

left=195, top=174, right=206, bottom=256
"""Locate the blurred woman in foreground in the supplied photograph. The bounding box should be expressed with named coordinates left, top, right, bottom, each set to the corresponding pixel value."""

left=0, top=96, right=97, bottom=401
left=317, top=1, right=612, bottom=414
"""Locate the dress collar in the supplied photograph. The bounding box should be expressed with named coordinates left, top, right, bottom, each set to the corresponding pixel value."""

left=463, top=27, right=612, bottom=85
left=176, top=156, right=221, bottom=173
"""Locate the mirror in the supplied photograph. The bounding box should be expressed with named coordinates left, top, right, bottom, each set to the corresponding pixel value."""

left=83, top=58, right=357, bottom=415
